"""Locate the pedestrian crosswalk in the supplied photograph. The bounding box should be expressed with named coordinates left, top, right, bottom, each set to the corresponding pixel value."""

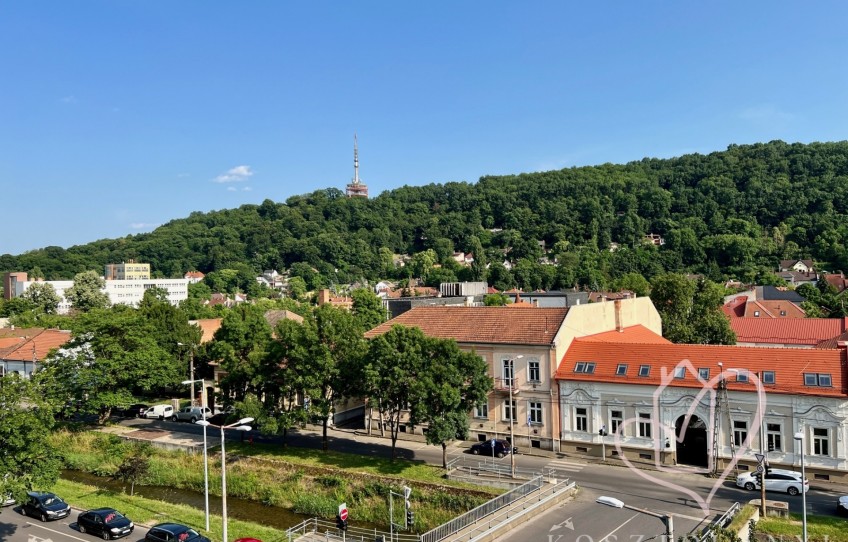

left=546, top=458, right=586, bottom=473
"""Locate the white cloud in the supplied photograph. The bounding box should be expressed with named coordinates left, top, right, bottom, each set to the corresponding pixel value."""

left=177, top=173, right=190, bottom=178
left=60, top=95, right=77, bottom=104
left=227, top=186, right=238, bottom=192
left=130, top=222, right=158, bottom=229
left=213, top=165, right=254, bottom=183
left=242, top=186, right=252, bottom=191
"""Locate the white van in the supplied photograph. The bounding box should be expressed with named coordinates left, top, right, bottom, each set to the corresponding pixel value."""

left=142, top=404, right=175, bottom=420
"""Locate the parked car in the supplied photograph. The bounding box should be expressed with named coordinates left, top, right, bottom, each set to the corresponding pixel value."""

left=2, top=493, right=14, bottom=507
left=21, top=491, right=71, bottom=521
left=837, top=495, right=848, bottom=516
left=145, top=523, right=210, bottom=542
left=142, top=404, right=175, bottom=420
left=175, top=406, right=213, bottom=423
left=119, top=403, right=149, bottom=418
left=469, top=439, right=516, bottom=458
left=736, top=469, right=809, bottom=495
left=77, top=508, right=135, bottom=540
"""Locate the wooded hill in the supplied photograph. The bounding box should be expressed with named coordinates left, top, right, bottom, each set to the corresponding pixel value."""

left=4, top=140, right=848, bottom=293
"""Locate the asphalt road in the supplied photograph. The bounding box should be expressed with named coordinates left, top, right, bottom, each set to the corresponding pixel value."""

left=0, top=505, right=150, bottom=542
left=8, top=417, right=844, bottom=542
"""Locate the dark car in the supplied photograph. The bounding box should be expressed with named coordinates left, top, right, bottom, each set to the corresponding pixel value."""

left=120, top=403, right=149, bottom=418
left=837, top=495, right=848, bottom=517
left=145, top=523, right=210, bottom=542
left=470, top=439, right=516, bottom=458
left=21, top=491, right=71, bottom=522
left=77, top=508, right=134, bottom=540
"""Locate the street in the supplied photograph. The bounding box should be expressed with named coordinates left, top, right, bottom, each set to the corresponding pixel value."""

left=0, top=505, right=149, bottom=542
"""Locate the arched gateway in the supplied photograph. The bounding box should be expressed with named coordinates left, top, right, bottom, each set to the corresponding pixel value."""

left=675, top=414, right=708, bottom=467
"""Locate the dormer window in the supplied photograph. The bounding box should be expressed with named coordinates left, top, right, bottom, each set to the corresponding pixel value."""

left=673, top=367, right=685, bottom=379
left=698, top=368, right=710, bottom=380
left=754, top=311, right=760, bottom=317
left=804, top=373, right=832, bottom=387
left=736, top=371, right=749, bottom=383
left=638, top=365, right=651, bottom=377
left=615, top=364, right=627, bottom=376
left=574, top=362, right=596, bottom=374
left=762, top=371, right=775, bottom=385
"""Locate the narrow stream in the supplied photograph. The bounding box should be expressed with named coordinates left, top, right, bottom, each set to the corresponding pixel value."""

left=62, top=470, right=310, bottom=530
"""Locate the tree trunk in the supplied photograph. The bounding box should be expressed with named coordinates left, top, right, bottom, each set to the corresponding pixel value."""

left=322, top=416, right=329, bottom=452
left=130, top=481, right=135, bottom=497
left=442, top=443, right=448, bottom=469
left=282, top=426, right=288, bottom=448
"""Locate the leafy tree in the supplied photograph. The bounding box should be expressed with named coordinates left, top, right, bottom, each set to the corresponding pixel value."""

left=611, top=272, right=651, bottom=297
left=0, top=374, right=61, bottom=505
left=65, top=270, right=110, bottom=312
left=484, top=293, right=510, bottom=306
left=409, top=339, right=492, bottom=467
left=112, top=451, right=150, bottom=496
left=37, top=306, right=179, bottom=422
left=213, top=305, right=273, bottom=401
left=351, top=288, right=386, bottom=331
left=650, top=274, right=735, bottom=344
left=287, top=277, right=307, bottom=301
left=21, top=282, right=61, bottom=314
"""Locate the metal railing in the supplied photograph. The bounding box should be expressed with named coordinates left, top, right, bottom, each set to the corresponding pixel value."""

left=419, top=475, right=544, bottom=542
left=446, top=455, right=558, bottom=481
left=697, top=502, right=741, bottom=542
left=285, top=518, right=419, bottom=542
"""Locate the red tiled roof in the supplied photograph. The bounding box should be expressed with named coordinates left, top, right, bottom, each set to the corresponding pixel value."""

left=742, top=300, right=805, bottom=319
left=557, top=339, right=846, bottom=397
left=722, top=296, right=747, bottom=318
left=365, top=306, right=568, bottom=345
left=730, top=317, right=846, bottom=346
left=0, top=329, right=72, bottom=361
left=579, top=325, right=671, bottom=344
left=192, top=318, right=223, bottom=343
left=824, top=273, right=848, bottom=293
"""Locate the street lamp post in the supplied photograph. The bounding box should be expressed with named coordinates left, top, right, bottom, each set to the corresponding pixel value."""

left=183, top=379, right=209, bottom=531
left=596, top=496, right=674, bottom=542
left=177, top=342, right=197, bottom=406
left=197, top=417, right=254, bottom=542
left=794, top=431, right=807, bottom=542
left=506, top=355, right=523, bottom=478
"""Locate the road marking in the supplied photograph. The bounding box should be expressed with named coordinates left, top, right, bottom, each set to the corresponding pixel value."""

left=671, top=511, right=713, bottom=522
left=26, top=522, right=88, bottom=542
left=599, top=513, right=640, bottom=542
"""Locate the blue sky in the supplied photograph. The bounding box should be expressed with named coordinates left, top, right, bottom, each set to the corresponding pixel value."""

left=2, top=2, right=847, bottom=255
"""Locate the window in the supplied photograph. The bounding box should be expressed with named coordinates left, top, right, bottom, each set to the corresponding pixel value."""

left=813, top=428, right=830, bottom=456
left=474, top=402, right=488, bottom=419
left=528, top=361, right=541, bottom=382
left=638, top=365, right=651, bottom=377
left=574, top=362, right=596, bottom=374
left=529, top=401, right=542, bottom=424
left=638, top=413, right=651, bottom=438
left=575, top=407, right=588, bottom=432
left=698, top=368, right=710, bottom=380
left=762, top=371, right=775, bottom=385
left=673, top=367, right=685, bottom=379
left=733, top=420, right=748, bottom=447
left=766, top=423, right=782, bottom=452
left=610, top=410, right=623, bottom=435
left=804, top=373, right=832, bottom=387
left=503, top=359, right=514, bottom=387
left=503, top=399, right=516, bottom=422
left=615, top=364, right=627, bottom=376
left=754, top=311, right=760, bottom=317
left=735, top=371, right=749, bottom=383
left=780, top=310, right=787, bottom=316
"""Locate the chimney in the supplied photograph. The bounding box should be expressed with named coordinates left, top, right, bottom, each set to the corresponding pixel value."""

left=614, top=299, right=623, bottom=332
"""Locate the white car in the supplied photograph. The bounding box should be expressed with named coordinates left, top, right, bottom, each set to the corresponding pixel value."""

left=142, top=404, right=175, bottom=420
left=736, top=468, right=809, bottom=495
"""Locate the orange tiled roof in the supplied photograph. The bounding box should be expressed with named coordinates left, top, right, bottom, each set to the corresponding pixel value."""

left=730, top=317, right=846, bottom=346
left=742, top=300, right=805, bottom=319
left=0, top=329, right=72, bottom=361
left=557, top=339, right=845, bottom=397
left=365, top=306, right=568, bottom=345
left=722, top=296, right=747, bottom=318
left=192, top=318, right=223, bottom=343
left=578, top=325, right=671, bottom=344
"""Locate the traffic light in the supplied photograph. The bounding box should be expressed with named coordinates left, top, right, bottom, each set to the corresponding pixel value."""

left=406, top=509, right=415, bottom=528
left=336, top=515, right=348, bottom=531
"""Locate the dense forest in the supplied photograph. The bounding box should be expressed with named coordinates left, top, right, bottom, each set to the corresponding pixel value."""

left=4, top=140, right=848, bottom=292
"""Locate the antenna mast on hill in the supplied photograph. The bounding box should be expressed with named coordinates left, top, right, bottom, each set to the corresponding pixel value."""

left=346, top=134, right=369, bottom=198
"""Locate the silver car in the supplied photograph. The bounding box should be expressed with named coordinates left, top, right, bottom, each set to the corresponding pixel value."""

left=174, top=406, right=212, bottom=423
left=736, top=468, right=809, bottom=495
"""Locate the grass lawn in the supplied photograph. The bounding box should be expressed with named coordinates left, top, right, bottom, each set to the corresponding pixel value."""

left=51, top=478, right=284, bottom=542
left=756, top=512, right=848, bottom=542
